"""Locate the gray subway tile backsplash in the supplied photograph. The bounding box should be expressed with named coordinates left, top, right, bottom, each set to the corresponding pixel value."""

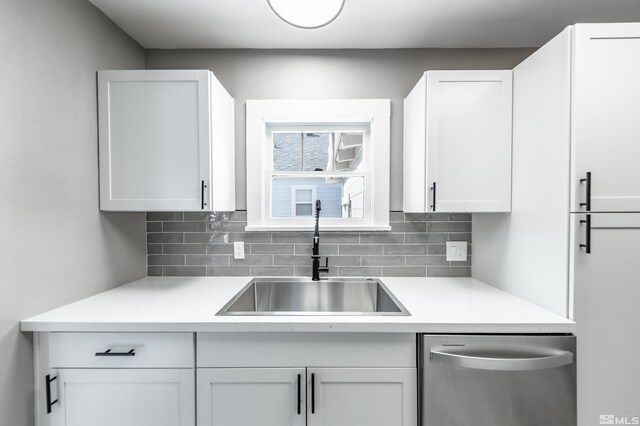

left=163, top=265, right=206, bottom=276
left=339, top=244, right=383, bottom=256
left=382, top=266, right=427, bottom=277
left=146, top=222, right=162, bottom=232
left=339, top=266, right=383, bottom=277
left=148, top=254, right=186, bottom=266
left=163, top=221, right=208, bottom=232
left=146, top=211, right=471, bottom=278
left=251, top=243, right=295, bottom=255
left=295, top=244, right=339, bottom=256
left=163, top=243, right=207, bottom=254
left=147, top=232, right=183, bottom=244
left=146, top=212, right=183, bottom=221
left=206, top=266, right=251, bottom=276
left=147, top=243, right=163, bottom=254
left=186, top=255, right=230, bottom=266
left=250, top=266, right=295, bottom=277
left=361, top=255, right=405, bottom=267
left=427, top=266, right=472, bottom=277
left=383, top=244, right=427, bottom=255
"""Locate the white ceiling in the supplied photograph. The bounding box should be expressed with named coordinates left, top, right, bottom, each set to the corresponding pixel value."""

left=89, top=0, right=640, bottom=49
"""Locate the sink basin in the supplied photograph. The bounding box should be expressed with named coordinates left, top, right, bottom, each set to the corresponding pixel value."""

left=217, top=278, right=410, bottom=316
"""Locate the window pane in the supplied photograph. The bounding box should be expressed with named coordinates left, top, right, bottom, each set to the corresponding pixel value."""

left=295, top=204, right=313, bottom=216
left=272, top=131, right=365, bottom=173
left=271, top=176, right=365, bottom=219
left=273, top=133, right=302, bottom=171
left=342, top=176, right=365, bottom=218
left=296, top=188, right=313, bottom=203
left=303, top=133, right=331, bottom=171
left=331, top=132, right=364, bottom=172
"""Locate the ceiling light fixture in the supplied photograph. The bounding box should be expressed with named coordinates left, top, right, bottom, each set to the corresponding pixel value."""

left=267, top=0, right=345, bottom=29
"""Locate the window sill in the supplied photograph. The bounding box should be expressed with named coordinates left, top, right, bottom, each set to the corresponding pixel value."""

left=244, top=225, right=392, bottom=232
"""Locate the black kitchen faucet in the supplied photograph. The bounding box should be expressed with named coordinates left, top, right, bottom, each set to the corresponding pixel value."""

left=311, top=200, right=330, bottom=281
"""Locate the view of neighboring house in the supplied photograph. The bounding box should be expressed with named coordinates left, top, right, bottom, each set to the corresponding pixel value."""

left=271, top=131, right=364, bottom=218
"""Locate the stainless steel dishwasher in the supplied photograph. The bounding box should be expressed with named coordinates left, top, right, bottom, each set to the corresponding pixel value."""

left=420, top=335, right=576, bottom=426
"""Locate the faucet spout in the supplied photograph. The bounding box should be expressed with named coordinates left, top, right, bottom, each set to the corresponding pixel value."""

left=311, top=200, right=329, bottom=280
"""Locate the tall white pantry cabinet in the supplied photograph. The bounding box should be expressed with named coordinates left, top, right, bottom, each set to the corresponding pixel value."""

left=473, top=23, right=640, bottom=425
left=98, top=70, right=235, bottom=212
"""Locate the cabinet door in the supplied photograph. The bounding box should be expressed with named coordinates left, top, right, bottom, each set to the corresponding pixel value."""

left=571, top=24, right=640, bottom=212
left=571, top=213, right=640, bottom=425
left=197, top=368, right=306, bottom=426
left=403, top=73, right=428, bottom=213
left=307, top=368, right=416, bottom=426
left=426, top=70, right=512, bottom=212
left=98, top=70, right=212, bottom=211
left=50, top=369, right=194, bottom=426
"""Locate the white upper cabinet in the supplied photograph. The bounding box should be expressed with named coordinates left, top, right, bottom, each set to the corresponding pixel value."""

left=98, top=70, right=235, bottom=212
left=571, top=23, right=640, bottom=213
left=404, top=70, right=513, bottom=213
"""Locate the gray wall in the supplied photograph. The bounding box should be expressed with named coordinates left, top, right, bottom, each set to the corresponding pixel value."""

left=145, top=48, right=535, bottom=210
left=0, top=2, right=146, bottom=425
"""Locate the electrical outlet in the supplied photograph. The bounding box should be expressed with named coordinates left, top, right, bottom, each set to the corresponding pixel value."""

left=233, top=241, right=245, bottom=259
left=446, top=241, right=467, bottom=262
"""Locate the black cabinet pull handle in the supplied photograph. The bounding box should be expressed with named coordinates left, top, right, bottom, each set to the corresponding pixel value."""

left=201, top=180, right=207, bottom=210
left=580, top=214, right=591, bottom=254
left=579, top=172, right=591, bottom=211
left=95, top=349, right=136, bottom=357
left=45, top=374, right=58, bottom=414
left=430, top=182, right=437, bottom=212
left=297, top=374, right=301, bottom=415
left=311, top=372, right=315, bottom=414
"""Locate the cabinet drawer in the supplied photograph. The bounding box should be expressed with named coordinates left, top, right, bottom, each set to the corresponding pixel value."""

left=49, top=333, right=194, bottom=368
left=197, top=333, right=416, bottom=368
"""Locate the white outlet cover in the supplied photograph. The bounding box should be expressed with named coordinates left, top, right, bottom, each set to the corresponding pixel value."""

left=446, top=241, right=467, bottom=262
left=233, top=241, right=245, bottom=259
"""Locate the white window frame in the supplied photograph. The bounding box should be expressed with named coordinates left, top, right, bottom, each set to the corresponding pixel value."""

left=246, top=99, right=391, bottom=231
left=290, top=185, right=317, bottom=217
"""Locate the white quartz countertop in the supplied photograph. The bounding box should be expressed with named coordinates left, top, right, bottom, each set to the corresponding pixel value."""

left=21, top=277, right=575, bottom=334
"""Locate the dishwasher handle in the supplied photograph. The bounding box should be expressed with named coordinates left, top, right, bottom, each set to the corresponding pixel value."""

left=430, top=348, right=574, bottom=371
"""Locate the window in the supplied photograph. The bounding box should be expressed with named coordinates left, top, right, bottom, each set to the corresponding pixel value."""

left=290, top=185, right=316, bottom=216
left=246, top=100, right=390, bottom=231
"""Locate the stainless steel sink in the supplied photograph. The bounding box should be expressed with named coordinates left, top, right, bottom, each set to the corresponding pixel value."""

left=216, top=278, right=410, bottom=316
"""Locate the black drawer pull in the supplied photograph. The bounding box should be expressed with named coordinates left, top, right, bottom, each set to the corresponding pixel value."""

left=311, top=373, right=315, bottom=414
left=580, top=214, right=591, bottom=254
left=45, top=374, right=58, bottom=414
left=579, top=172, right=591, bottom=211
left=297, top=373, right=301, bottom=415
left=95, top=349, right=136, bottom=357
left=430, top=182, right=437, bottom=212
left=201, top=180, right=207, bottom=210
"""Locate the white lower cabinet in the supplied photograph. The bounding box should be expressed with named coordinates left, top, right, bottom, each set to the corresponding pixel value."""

left=195, top=333, right=417, bottom=426
left=37, top=333, right=416, bottom=426
left=197, top=367, right=416, bottom=426
left=308, top=368, right=416, bottom=426
left=37, top=333, right=195, bottom=426
left=198, top=368, right=306, bottom=426
left=571, top=214, right=640, bottom=423
left=50, top=369, right=194, bottom=426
